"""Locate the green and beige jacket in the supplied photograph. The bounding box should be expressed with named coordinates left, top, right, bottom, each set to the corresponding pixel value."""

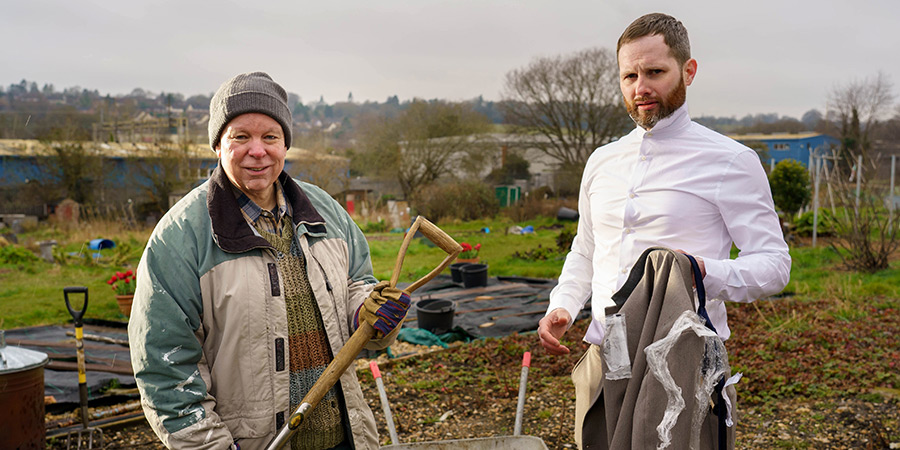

left=129, top=166, right=392, bottom=449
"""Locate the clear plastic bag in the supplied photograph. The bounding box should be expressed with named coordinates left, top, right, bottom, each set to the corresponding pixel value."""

left=603, top=313, right=632, bottom=380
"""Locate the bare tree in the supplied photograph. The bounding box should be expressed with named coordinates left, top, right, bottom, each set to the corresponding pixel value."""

left=292, top=151, right=350, bottom=197
left=500, top=47, right=631, bottom=172
left=357, top=100, right=492, bottom=200
left=36, top=117, right=104, bottom=204
left=826, top=155, right=900, bottom=273
left=827, top=72, right=896, bottom=163
left=133, top=143, right=194, bottom=215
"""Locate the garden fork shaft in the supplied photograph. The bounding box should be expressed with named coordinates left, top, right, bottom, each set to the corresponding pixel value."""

left=265, top=216, right=461, bottom=450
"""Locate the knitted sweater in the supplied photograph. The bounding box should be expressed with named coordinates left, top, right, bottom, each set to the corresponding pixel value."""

left=257, top=222, right=345, bottom=449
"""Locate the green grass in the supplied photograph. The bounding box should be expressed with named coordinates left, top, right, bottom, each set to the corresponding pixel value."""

left=2, top=217, right=898, bottom=334
left=366, top=216, right=568, bottom=282
left=1, top=216, right=571, bottom=327
left=0, top=261, right=130, bottom=328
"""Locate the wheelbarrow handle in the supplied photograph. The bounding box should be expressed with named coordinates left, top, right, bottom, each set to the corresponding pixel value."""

left=64, top=286, right=89, bottom=327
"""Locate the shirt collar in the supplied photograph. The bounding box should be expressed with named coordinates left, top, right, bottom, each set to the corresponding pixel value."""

left=638, top=102, right=691, bottom=138
left=232, top=181, right=290, bottom=225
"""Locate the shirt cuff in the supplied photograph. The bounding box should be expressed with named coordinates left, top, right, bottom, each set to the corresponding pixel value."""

left=701, top=257, right=727, bottom=300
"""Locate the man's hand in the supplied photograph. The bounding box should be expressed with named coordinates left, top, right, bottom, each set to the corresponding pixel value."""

left=675, top=249, right=705, bottom=286
left=356, top=281, right=411, bottom=337
left=538, top=308, right=572, bottom=355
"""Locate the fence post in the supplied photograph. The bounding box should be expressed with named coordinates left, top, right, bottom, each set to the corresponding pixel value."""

left=855, top=154, right=862, bottom=215
left=813, top=155, right=821, bottom=248
left=891, top=155, right=896, bottom=230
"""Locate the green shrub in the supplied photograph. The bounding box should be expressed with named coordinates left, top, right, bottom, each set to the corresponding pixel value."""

left=794, top=209, right=836, bottom=237
left=556, top=226, right=576, bottom=251
left=362, top=219, right=388, bottom=233
left=0, top=245, right=39, bottom=264
left=415, top=181, right=499, bottom=222
left=769, top=159, right=811, bottom=222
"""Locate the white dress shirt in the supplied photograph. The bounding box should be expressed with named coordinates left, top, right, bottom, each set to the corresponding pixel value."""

left=548, top=104, right=791, bottom=344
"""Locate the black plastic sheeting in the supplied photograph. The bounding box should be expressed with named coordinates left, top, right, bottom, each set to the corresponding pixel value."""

left=4, top=321, right=135, bottom=412
left=399, top=274, right=591, bottom=341
left=4, top=275, right=587, bottom=412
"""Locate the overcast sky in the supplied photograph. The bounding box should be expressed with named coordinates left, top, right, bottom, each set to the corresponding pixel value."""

left=3, top=0, right=898, bottom=120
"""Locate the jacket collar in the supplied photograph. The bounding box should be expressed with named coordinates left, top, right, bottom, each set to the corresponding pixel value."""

left=207, top=165, right=327, bottom=253
left=277, top=171, right=327, bottom=237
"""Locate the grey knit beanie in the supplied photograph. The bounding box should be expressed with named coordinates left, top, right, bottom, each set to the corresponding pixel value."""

left=208, top=72, right=292, bottom=151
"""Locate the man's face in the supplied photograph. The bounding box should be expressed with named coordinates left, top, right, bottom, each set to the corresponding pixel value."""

left=215, top=113, right=287, bottom=206
left=618, top=34, right=696, bottom=130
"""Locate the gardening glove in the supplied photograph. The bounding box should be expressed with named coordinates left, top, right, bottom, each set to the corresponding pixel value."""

left=354, top=281, right=411, bottom=337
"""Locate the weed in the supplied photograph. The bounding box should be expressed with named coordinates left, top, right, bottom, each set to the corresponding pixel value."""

left=411, top=379, right=442, bottom=390
left=858, top=392, right=884, bottom=403
left=0, top=245, right=40, bottom=264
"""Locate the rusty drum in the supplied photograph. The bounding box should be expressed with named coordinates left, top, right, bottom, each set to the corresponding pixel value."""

left=0, top=330, right=50, bottom=450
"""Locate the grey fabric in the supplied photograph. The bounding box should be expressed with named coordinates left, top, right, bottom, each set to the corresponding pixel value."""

left=583, top=247, right=736, bottom=450
left=208, top=71, right=292, bottom=150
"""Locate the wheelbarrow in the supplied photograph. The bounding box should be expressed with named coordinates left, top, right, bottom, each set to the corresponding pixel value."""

left=374, top=352, right=549, bottom=450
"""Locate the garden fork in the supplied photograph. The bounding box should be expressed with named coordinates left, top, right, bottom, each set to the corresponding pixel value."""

left=64, top=286, right=104, bottom=450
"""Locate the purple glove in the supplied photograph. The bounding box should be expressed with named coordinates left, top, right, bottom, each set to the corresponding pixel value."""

left=354, top=281, right=411, bottom=336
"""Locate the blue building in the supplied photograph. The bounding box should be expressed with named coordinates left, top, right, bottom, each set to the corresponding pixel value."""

left=0, top=139, right=349, bottom=217
left=728, top=132, right=840, bottom=169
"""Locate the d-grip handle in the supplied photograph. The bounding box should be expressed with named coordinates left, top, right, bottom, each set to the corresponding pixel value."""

left=390, top=216, right=463, bottom=293
left=64, top=286, right=89, bottom=327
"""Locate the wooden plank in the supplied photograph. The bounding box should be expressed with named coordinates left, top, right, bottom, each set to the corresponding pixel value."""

left=6, top=338, right=123, bottom=351
left=46, top=360, right=134, bottom=375
left=47, top=353, right=132, bottom=368
left=411, top=282, right=532, bottom=301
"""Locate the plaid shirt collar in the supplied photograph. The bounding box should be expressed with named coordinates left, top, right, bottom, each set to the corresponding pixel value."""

left=233, top=181, right=291, bottom=234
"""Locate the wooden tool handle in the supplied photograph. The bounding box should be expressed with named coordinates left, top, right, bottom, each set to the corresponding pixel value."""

left=266, top=216, right=461, bottom=450
left=390, top=216, right=462, bottom=292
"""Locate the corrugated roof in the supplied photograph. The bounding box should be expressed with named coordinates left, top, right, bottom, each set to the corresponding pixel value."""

left=728, top=132, right=826, bottom=141
left=0, top=139, right=346, bottom=163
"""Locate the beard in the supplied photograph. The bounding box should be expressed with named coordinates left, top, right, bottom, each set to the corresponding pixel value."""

left=625, top=77, right=687, bottom=130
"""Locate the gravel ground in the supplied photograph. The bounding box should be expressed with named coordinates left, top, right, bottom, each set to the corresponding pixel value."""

left=47, top=319, right=899, bottom=449
left=55, top=377, right=899, bottom=449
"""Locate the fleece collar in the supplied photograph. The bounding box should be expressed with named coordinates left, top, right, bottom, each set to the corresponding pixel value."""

left=207, top=165, right=327, bottom=253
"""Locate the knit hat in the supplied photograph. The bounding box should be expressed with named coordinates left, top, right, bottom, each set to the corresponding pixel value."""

left=208, top=72, right=292, bottom=151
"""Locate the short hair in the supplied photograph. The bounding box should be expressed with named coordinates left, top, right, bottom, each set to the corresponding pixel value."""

left=617, top=13, right=691, bottom=66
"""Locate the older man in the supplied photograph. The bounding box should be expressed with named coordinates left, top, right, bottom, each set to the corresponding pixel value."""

left=130, top=72, right=408, bottom=450
left=538, top=13, right=791, bottom=447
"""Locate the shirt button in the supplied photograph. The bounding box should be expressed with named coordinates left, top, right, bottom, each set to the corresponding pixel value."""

left=626, top=228, right=633, bottom=233
left=641, top=155, right=647, bottom=161
left=629, top=193, right=635, bottom=199
left=621, top=268, right=628, bottom=274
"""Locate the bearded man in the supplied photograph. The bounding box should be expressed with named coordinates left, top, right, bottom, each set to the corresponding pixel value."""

left=537, top=13, right=790, bottom=448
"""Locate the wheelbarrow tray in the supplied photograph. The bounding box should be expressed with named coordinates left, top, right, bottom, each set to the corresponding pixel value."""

left=382, top=435, right=547, bottom=449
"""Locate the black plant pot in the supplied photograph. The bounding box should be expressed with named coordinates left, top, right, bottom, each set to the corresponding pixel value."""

left=415, top=299, right=456, bottom=334
left=450, top=262, right=472, bottom=283
left=460, top=263, right=488, bottom=288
